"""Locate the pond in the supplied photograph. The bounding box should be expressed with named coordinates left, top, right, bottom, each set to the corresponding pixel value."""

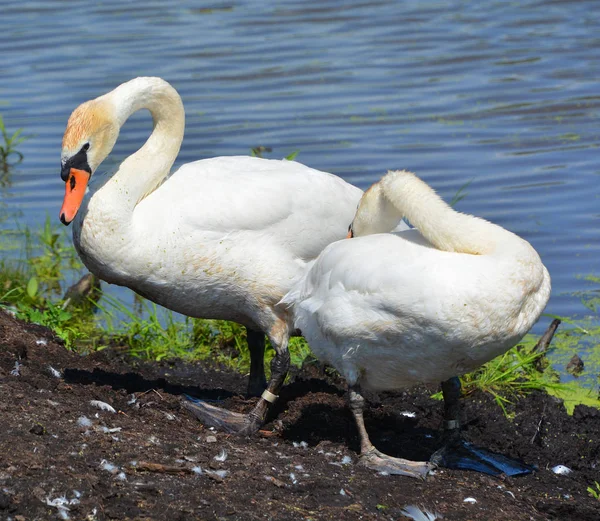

left=1, top=0, right=599, bottom=365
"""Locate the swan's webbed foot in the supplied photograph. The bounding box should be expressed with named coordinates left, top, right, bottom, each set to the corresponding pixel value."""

left=348, top=385, right=434, bottom=480
left=430, top=438, right=534, bottom=476
left=183, top=398, right=263, bottom=435
left=360, top=448, right=434, bottom=479
left=433, top=377, right=534, bottom=476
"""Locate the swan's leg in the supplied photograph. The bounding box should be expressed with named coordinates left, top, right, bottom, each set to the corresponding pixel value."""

left=430, top=376, right=534, bottom=476
left=441, top=376, right=462, bottom=443
left=184, top=320, right=290, bottom=435
left=246, top=327, right=267, bottom=397
left=349, top=385, right=433, bottom=479
left=240, top=322, right=290, bottom=432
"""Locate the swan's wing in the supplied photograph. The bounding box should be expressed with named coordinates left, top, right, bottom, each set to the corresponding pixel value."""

left=285, top=230, right=526, bottom=350
left=284, top=231, right=479, bottom=340
left=136, top=156, right=362, bottom=260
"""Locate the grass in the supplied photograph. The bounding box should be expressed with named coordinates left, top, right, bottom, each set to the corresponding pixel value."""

left=0, top=213, right=309, bottom=379
left=449, top=178, right=473, bottom=207
left=0, top=113, right=28, bottom=171
left=250, top=146, right=299, bottom=161
left=96, top=293, right=312, bottom=380
left=16, top=302, right=80, bottom=348
left=458, top=342, right=552, bottom=416
left=588, top=481, right=600, bottom=500
left=452, top=331, right=599, bottom=416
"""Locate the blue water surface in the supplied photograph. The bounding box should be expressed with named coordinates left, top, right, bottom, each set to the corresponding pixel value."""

left=0, top=0, right=599, bottom=346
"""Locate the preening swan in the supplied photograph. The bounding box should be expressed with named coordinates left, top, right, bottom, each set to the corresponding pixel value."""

left=282, top=170, right=551, bottom=478
left=58, top=77, right=363, bottom=433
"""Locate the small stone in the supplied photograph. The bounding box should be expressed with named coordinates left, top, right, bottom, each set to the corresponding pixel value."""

left=29, top=424, right=45, bottom=435
left=206, top=469, right=228, bottom=481
left=345, top=503, right=363, bottom=512
left=206, top=435, right=217, bottom=443
left=0, top=490, right=11, bottom=509
left=31, top=486, right=46, bottom=502
left=264, top=475, right=286, bottom=488
left=566, top=354, right=584, bottom=376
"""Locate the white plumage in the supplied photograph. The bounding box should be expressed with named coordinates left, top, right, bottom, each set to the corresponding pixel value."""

left=60, top=77, right=362, bottom=337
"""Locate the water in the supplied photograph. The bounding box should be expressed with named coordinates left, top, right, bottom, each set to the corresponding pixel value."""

left=1, top=1, right=599, bottom=345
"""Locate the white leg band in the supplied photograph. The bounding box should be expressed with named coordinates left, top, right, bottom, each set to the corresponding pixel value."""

left=261, top=390, right=279, bottom=403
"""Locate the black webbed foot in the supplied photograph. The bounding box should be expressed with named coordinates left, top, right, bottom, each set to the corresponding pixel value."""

left=431, top=438, right=535, bottom=476
left=183, top=395, right=262, bottom=435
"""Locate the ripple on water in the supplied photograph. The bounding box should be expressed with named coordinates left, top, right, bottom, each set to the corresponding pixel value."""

left=0, top=0, right=598, bottom=351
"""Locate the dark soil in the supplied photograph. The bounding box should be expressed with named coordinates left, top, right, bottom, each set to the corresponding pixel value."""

left=0, top=309, right=598, bottom=521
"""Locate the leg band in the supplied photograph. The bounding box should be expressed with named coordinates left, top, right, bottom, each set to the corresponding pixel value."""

left=261, top=389, right=279, bottom=403
left=445, top=419, right=460, bottom=430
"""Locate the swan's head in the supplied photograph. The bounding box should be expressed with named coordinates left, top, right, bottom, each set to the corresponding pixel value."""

left=348, top=180, right=403, bottom=237
left=59, top=98, right=119, bottom=225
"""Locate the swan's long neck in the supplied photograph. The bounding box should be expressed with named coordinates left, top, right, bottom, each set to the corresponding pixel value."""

left=354, top=171, right=551, bottom=335
left=359, top=170, right=509, bottom=255
left=99, top=77, right=185, bottom=214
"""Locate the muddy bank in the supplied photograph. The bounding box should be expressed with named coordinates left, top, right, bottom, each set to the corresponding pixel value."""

left=0, top=309, right=598, bottom=520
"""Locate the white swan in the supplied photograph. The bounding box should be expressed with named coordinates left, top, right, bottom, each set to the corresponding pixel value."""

left=282, top=170, right=551, bottom=477
left=58, top=77, right=363, bottom=433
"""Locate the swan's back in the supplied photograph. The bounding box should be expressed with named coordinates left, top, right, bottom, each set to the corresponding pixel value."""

left=135, top=156, right=362, bottom=260
left=108, top=156, right=364, bottom=324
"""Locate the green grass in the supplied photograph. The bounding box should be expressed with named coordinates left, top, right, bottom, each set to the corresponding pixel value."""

left=0, top=215, right=310, bottom=377
left=0, top=113, right=28, bottom=171
left=250, top=146, right=299, bottom=161
left=459, top=341, right=552, bottom=416
left=588, top=481, right=600, bottom=500
left=16, top=302, right=81, bottom=348
left=449, top=178, right=473, bottom=207
left=456, top=332, right=599, bottom=416
left=96, top=293, right=312, bottom=380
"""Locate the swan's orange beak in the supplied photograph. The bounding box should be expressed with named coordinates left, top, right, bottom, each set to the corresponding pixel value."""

left=59, top=168, right=90, bottom=226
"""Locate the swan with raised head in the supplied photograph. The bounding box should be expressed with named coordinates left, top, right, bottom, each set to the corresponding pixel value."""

left=58, top=77, right=363, bottom=433
left=282, top=170, right=551, bottom=478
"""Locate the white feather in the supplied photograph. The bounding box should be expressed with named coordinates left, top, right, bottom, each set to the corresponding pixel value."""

left=400, top=505, right=442, bottom=521
left=90, top=400, right=116, bottom=413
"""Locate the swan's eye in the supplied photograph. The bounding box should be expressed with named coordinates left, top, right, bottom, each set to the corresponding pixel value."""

left=82, top=143, right=90, bottom=152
